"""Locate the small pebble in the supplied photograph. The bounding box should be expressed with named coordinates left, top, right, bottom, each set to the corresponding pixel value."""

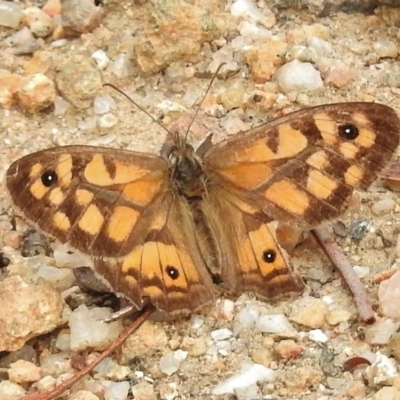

left=275, top=60, right=323, bottom=94
left=61, top=0, right=104, bottom=34
left=180, top=337, right=207, bottom=357
left=159, top=350, right=187, bottom=376
left=0, top=1, right=22, bottom=28
left=365, top=318, right=399, bottom=345
left=118, top=321, right=168, bottom=364
left=8, top=360, right=41, bottom=383
left=0, top=276, right=69, bottom=352
left=289, top=297, right=327, bottom=328
left=40, top=352, right=73, bottom=377
left=36, top=376, right=57, bottom=393
left=93, top=358, right=130, bottom=381
left=275, top=340, right=303, bottom=360
left=22, top=6, right=55, bottom=38
left=326, top=309, right=352, bottom=325
left=97, top=113, right=118, bottom=128
left=364, top=352, right=398, bottom=387
left=55, top=330, right=71, bottom=352
left=307, top=36, right=332, bottom=57
left=70, top=390, right=99, bottom=400
left=53, top=96, right=70, bottom=115
left=94, top=95, right=116, bottom=115
left=69, top=305, right=123, bottom=351
left=255, top=313, right=297, bottom=335
left=92, top=49, right=110, bottom=70
left=230, top=0, right=275, bottom=28
left=349, top=217, right=371, bottom=241
left=0, top=381, right=26, bottom=399
left=233, top=305, right=259, bottom=336
left=17, top=73, right=56, bottom=113
left=37, top=265, right=75, bottom=291
left=211, top=328, right=233, bottom=341
left=56, top=55, right=102, bottom=109
left=110, top=54, right=134, bottom=78
left=371, top=198, right=396, bottom=216
left=217, top=299, right=236, bottom=321
left=131, top=382, right=158, bottom=400
left=371, top=386, right=400, bottom=400
left=212, top=362, right=277, bottom=395
left=378, top=271, right=400, bottom=319
left=234, top=384, right=263, bottom=400
left=373, top=40, right=398, bottom=59
left=388, top=332, right=400, bottom=361
left=308, top=329, right=329, bottom=343
left=103, top=380, right=130, bottom=400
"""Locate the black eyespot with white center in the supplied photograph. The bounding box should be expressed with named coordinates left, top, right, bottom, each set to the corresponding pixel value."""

left=41, top=170, right=58, bottom=187
left=339, top=124, right=359, bottom=140
left=166, top=265, right=179, bottom=280
left=262, top=249, right=277, bottom=263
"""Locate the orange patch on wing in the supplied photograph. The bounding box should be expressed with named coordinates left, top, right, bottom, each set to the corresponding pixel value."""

left=141, top=242, right=164, bottom=299
left=56, top=154, right=73, bottom=188
left=107, top=206, right=139, bottom=242
left=231, top=142, right=276, bottom=163
left=306, top=150, right=328, bottom=170
left=344, top=165, right=364, bottom=187
left=53, top=211, right=71, bottom=231
left=276, top=124, right=308, bottom=157
left=122, top=246, right=142, bottom=275
left=78, top=204, right=104, bottom=235
left=356, top=128, right=376, bottom=148
left=314, top=113, right=338, bottom=145
left=216, top=163, right=272, bottom=189
left=306, top=170, right=338, bottom=200
left=84, top=154, right=151, bottom=186
left=29, top=163, right=43, bottom=178
left=352, top=112, right=370, bottom=125
left=48, top=187, right=65, bottom=205
left=122, top=178, right=163, bottom=206
left=76, top=189, right=94, bottom=206
left=264, top=180, right=309, bottom=216
left=340, top=142, right=359, bottom=159
left=30, top=179, right=49, bottom=199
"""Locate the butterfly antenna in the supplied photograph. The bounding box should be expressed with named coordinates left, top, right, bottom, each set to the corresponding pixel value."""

left=183, top=63, right=226, bottom=141
left=103, top=83, right=172, bottom=136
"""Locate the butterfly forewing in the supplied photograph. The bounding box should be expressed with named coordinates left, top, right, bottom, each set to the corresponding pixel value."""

left=205, top=103, right=400, bottom=228
left=6, top=145, right=170, bottom=258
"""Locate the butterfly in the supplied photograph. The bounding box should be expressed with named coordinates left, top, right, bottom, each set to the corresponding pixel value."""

left=6, top=102, right=400, bottom=314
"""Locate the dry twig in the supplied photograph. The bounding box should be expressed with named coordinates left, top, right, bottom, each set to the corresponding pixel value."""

left=312, top=226, right=375, bottom=324
left=19, top=304, right=155, bottom=400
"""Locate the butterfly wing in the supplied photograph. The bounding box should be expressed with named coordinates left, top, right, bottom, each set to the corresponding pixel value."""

left=95, top=193, right=215, bottom=313
left=199, top=191, right=304, bottom=299
left=204, top=103, right=400, bottom=228
left=6, top=145, right=170, bottom=258
left=6, top=145, right=215, bottom=312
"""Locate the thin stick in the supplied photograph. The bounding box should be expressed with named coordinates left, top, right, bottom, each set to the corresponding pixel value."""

left=312, top=226, right=375, bottom=324
left=19, top=304, right=155, bottom=400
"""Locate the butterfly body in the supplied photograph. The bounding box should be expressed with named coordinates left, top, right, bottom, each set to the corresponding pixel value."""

left=6, top=102, right=400, bottom=314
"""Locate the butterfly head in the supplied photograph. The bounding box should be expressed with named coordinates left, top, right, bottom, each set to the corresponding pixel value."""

left=164, top=138, right=206, bottom=198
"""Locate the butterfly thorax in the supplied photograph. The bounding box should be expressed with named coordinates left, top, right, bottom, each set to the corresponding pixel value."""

left=169, top=143, right=207, bottom=198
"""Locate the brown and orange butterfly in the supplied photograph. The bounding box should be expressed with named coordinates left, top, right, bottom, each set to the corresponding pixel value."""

left=6, top=102, right=400, bottom=313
